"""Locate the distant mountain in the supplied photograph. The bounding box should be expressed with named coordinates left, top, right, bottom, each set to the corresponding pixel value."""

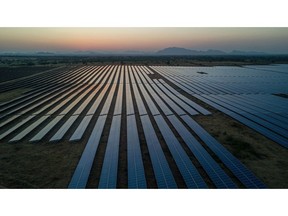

left=35, top=51, right=55, bottom=55
left=156, top=47, right=267, bottom=56
left=72, top=50, right=153, bottom=56
left=229, top=50, right=267, bottom=55
left=0, top=48, right=273, bottom=56
left=156, top=47, right=226, bottom=55
left=73, top=50, right=104, bottom=55
left=206, top=49, right=227, bottom=55
left=123, top=50, right=154, bottom=55
left=157, top=47, right=198, bottom=55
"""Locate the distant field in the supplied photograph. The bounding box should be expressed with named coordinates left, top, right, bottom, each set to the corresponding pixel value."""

left=0, top=63, right=287, bottom=189
left=1, top=54, right=288, bottom=67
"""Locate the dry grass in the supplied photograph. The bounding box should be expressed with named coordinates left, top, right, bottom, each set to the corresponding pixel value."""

left=0, top=141, right=86, bottom=188
left=194, top=112, right=288, bottom=188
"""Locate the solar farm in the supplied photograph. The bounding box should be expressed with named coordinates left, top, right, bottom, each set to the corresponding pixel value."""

left=0, top=64, right=288, bottom=188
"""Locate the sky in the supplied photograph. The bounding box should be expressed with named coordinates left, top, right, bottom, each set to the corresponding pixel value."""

left=0, top=28, right=288, bottom=54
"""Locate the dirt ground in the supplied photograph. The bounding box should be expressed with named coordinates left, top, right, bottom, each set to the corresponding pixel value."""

left=0, top=140, right=86, bottom=188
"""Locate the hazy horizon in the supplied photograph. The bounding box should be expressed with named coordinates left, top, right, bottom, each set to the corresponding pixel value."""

left=1, top=28, right=288, bottom=54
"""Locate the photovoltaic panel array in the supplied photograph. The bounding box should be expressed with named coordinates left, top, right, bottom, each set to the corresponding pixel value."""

left=0, top=64, right=274, bottom=188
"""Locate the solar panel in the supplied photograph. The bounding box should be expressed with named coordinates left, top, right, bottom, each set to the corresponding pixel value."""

left=59, top=86, right=95, bottom=116
left=132, top=69, right=166, bottom=116
left=126, top=83, right=134, bottom=115
left=0, top=66, right=90, bottom=114
left=158, top=79, right=211, bottom=115
left=0, top=88, right=59, bottom=114
left=140, top=66, right=151, bottom=74
left=69, top=67, right=118, bottom=141
left=30, top=115, right=64, bottom=142
left=0, top=115, right=34, bottom=140
left=88, top=66, right=105, bottom=84
left=136, top=67, right=154, bottom=84
left=0, top=114, right=22, bottom=129
left=137, top=84, right=160, bottom=116
left=205, top=95, right=288, bottom=141
left=2, top=64, right=286, bottom=189
left=127, top=115, right=147, bottom=188
left=50, top=115, right=78, bottom=142
left=113, top=83, right=123, bottom=115
left=152, top=65, right=288, bottom=149
left=217, top=94, right=288, bottom=131
left=194, top=95, right=288, bottom=148
left=181, top=115, right=266, bottom=188
left=46, top=85, right=88, bottom=115
left=100, top=85, right=117, bottom=115
left=149, top=82, right=186, bottom=116
left=31, top=85, right=82, bottom=115
left=135, top=71, right=175, bottom=116
left=68, top=115, right=107, bottom=188
left=98, top=115, right=121, bottom=188
left=73, top=86, right=101, bottom=115
left=130, top=82, right=147, bottom=115
left=154, top=115, right=207, bottom=188
left=132, top=66, right=144, bottom=84
left=140, top=115, right=177, bottom=188
left=140, top=76, right=198, bottom=115
left=69, top=115, right=93, bottom=141
left=9, top=115, right=50, bottom=142
left=86, top=85, right=109, bottom=115
left=167, top=115, right=237, bottom=188
left=1, top=85, right=67, bottom=118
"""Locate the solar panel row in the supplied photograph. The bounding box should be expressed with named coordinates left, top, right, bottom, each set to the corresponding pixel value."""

left=0, top=65, right=272, bottom=188
left=69, top=67, right=120, bottom=188
left=152, top=66, right=288, bottom=149
left=133, top=66, right=231, bottom=188
left=126, top=70, right=147, bottom=188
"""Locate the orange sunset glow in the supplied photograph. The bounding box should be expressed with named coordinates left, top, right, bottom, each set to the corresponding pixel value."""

left=0, top=28, right=288, bottom=54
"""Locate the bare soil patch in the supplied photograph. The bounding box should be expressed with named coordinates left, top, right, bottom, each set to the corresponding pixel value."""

left=0, top=141, right=86, bottom=188
left=193, top=111, right=288, bottom=188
